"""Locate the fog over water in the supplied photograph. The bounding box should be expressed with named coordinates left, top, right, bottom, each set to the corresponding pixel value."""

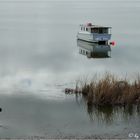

left=0, top=0, right=140, bottom=94
left=0, top=0, right=140, bottom=138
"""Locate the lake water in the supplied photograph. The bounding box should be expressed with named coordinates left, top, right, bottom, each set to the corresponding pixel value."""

left=0, top=0, right=140, bottom=138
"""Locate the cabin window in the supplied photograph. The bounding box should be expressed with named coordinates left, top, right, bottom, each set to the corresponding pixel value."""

left=86, top=28, right=88, bottom=31
left=101, top=28, right=108, bottom=33
left=99, top=28, right=108, bottom=34
left=81, top=27, right=85, bottom=31
left=91, top=28, right=98, bottom=33
left=83, top=50, right=85, bottom=54
left=94, top=28, right=98, bottom=33
left=99, top=28, right=103, bottom=33
left=103, top=28, right=108, bottom=33
left=91, top=28, right=108, bottom=33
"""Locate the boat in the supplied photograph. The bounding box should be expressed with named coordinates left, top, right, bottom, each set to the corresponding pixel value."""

left=76, top=23, right=113, bottom=58
left=77, top=23, right=112, bottom=43
left=77, top=39, right=111, bottom=58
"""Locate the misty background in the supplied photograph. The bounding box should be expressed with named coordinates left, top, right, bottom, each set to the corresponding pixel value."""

left=0, top=0, right=140, bottom=95
left=0, top=0, right=140, bottom=138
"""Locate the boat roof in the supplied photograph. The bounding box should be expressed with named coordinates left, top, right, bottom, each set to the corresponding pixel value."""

left=80, top=23, right=111, bottom=28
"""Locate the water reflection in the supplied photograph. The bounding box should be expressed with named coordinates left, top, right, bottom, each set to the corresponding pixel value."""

left=87, top=104, right=114, bottom=124
left=86, top=103, right=140, bottom=124
left=77, top=39, right=111, bottom=58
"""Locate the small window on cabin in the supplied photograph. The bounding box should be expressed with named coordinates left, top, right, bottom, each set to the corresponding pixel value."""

left=98, top=28, right=108, bottom=34
left=83, top=50, right=85, bottom=54
left=91, top=28, right=98, bottom=33
left=103, top=28, right=108, bottom=33
left=94, top=28, right=98, bottom=33
left=86, top=28, right=88, bottom=31
left=99, top=28, right=103, bottom=34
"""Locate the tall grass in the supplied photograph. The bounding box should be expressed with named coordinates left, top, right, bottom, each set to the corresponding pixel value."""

left=76, top=73, right=140, bottom=106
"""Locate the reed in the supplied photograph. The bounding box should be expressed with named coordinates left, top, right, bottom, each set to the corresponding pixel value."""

left=76, top=73, right=140, bottom=106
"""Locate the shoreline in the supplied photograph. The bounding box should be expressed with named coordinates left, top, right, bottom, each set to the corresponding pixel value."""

left=65, top=73, right=140, bottom=107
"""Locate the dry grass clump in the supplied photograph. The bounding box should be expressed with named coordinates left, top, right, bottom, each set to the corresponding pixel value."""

left=76, top=73, right=140, bottom=106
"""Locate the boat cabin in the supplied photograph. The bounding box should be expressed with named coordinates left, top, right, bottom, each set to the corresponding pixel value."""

left=80, top=23, right=111, bottom=34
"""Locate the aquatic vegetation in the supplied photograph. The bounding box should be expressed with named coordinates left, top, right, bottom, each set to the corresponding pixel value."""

left=75, top=73, right=140, bottom=106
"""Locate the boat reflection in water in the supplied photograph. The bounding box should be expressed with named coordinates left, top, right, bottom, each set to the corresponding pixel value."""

left=77, top=39, right=111, bottom=58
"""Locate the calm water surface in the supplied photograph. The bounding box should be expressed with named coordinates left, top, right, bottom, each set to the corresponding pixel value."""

left=0, top=0, right=140, bottom=138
